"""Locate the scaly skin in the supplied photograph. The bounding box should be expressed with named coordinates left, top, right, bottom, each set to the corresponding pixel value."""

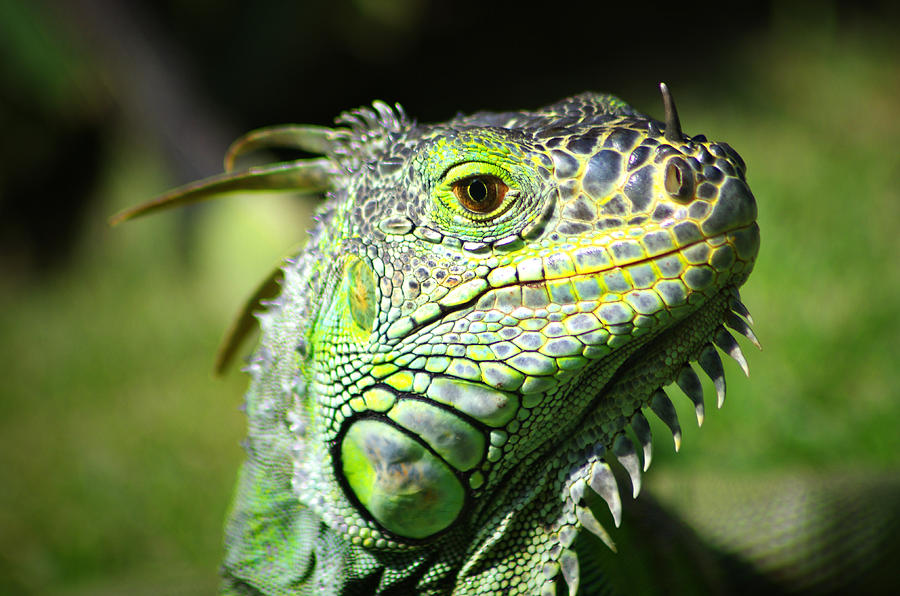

left=114, top=87, right=760, bottom=595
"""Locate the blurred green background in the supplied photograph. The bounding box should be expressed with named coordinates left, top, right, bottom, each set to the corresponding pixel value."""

left=1, top=0, right=898, bottom=594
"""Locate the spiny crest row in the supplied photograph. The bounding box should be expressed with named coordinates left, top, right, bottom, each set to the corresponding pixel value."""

left=547, top=291, right=758, bottom=596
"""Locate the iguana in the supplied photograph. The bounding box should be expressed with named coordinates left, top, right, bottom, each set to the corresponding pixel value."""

left=113, top=84, right=760, bottom=595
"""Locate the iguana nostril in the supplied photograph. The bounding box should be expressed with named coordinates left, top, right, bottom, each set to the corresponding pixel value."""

left=664, top=157, right=696, bottom=202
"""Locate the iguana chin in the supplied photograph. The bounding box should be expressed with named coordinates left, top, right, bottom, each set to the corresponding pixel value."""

left=113, top=84, right=759, bottom=595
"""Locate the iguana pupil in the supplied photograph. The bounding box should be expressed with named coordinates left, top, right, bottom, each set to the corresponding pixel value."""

left=468, top=179, right=487, bottom=202
left=453, top=174, right=507, bottom=213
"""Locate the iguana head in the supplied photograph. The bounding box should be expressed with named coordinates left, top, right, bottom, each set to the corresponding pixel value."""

left=114, top=85, right=759, bottom=594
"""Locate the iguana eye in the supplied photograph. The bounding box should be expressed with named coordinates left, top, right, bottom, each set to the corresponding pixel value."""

left=431, top=159, right=530, bottom=234
left=664, top=157, right=695, bottom=202
left=452, top=175, right=508, bottom=214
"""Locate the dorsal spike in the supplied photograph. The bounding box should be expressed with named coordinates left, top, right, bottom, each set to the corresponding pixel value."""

left=588, top=461, right=622, bottom=527
left=676, top=364, right=706, bottom=426
left=576, top=505, right=616, bottom=552
left=612, top=434, right=642, bottom=498
left=224, top=125, right=341, bottom=172
left=630, top=410, right=653, bottom=471
left=714, top=326, right=751, bottom=376
left=698, top=343, right=727, bottom=408
left=108, top=158, right=334, bottom=225
left=371, top=100, right=404, bottom=132
left=659, top=82, right=685, bottom=142
left=540, top=578, right=557, bottom=596
left=729, top=295, right=755, bottom=325
left=649, top=388, right=682, bottom=452
left=568, top=477, right=587, bottom=505
left=559, top=548, right=580, bottom=596
left=214, top=264, right=290, bottom=375
left=725, top=310, right=762, bottom=350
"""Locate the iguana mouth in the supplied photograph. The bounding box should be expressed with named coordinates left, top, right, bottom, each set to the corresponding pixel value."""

left=495, top=224, right=758, bottom=296
left=389, top=221, right=759, bottom=344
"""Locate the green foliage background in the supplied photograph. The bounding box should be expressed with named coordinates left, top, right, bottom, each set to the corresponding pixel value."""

left=1, top=1, right=898, bottom=593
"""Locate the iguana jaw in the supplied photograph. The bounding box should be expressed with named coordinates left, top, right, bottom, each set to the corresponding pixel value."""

left=388, top=220, right=758, bottom=344
left=443, top=200, right=759, bottom=591
left=454, top=282, right=758, bottom=594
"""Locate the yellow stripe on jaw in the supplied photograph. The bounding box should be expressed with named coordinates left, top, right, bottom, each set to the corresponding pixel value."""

left=478, top=223, right=752, bottom=315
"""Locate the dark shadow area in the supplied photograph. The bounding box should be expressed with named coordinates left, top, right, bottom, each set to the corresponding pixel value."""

left=6, top=0, right=895, bottom=275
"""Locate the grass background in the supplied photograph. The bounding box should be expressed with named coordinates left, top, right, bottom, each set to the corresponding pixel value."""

left=1, top=1, right=898, bottom=593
